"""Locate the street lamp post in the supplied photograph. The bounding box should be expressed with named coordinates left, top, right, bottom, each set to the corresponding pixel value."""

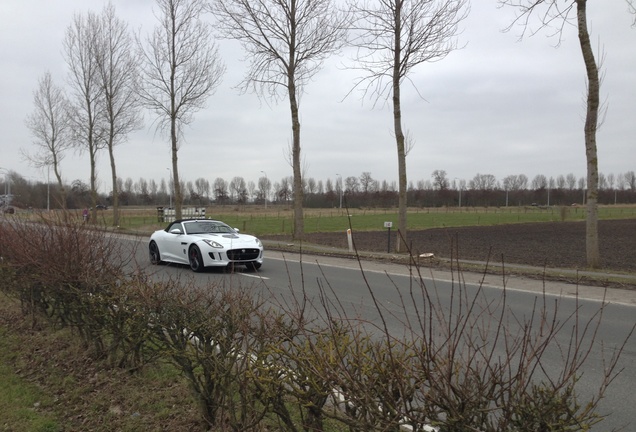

left=260, top=170, right=268, bottom=209
left=454, top=178, right=462, bottom=208
left=336, top=173, right=343, bottom=209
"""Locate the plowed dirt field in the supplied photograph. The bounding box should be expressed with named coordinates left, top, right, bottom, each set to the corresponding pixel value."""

left=265, top=219, right=636, bottom=272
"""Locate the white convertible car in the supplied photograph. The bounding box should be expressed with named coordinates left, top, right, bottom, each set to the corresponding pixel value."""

left=149, top=219, right=264, bottom=272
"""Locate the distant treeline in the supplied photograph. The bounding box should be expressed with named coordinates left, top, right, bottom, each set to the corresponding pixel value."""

left=2, top=170, right=635, bottom=210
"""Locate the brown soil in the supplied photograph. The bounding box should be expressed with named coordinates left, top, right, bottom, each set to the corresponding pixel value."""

left=265, top=219, right=636, bottom=273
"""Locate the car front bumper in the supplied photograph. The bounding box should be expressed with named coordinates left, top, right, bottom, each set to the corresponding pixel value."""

left=203, top=248, right=264, bottom=267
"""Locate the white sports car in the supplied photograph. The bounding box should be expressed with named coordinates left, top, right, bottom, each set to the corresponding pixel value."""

left=149, top=219, right=264, bottom=272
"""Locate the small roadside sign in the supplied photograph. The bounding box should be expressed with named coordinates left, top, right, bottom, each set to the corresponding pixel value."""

left=384, top=222, right=393, bottom=252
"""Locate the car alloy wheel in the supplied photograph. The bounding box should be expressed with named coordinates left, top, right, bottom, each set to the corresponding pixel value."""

left=189, top=245, right=204, bottom=272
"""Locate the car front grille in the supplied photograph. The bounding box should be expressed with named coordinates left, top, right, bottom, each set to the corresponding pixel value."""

left=226, top=248, right=260, bottom=261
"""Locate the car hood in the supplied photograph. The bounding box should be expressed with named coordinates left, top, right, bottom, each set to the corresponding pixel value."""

left=192, top=233, right=259, bottom=245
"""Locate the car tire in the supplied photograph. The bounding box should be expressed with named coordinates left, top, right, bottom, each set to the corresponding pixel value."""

left=189, top=245, right=204, bottom=272
left=246, top=262, right=262, bottom=271
left=149, top=241, right=162, bottom=265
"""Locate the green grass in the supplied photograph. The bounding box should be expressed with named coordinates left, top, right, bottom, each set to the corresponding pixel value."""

left=34, top=204, right=636, bottom=237
left=0, top=296, right=203, bottom=431
left=0, top=327, right=60, bottom=432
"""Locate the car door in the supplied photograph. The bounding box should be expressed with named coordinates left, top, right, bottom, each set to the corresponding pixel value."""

left=162, top=222, right=188, bottom=264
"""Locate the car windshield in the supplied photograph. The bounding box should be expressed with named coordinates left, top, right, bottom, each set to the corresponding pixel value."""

left=184, top=221, right=235, bottom=235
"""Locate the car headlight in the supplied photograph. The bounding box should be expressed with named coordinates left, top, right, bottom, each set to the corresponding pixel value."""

left=255, top=238, right=262, bottom=247
left=202, top=239, right=224, bottom=249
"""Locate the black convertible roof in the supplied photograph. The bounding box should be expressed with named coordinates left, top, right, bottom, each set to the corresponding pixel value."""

left=171, top=218, right=216, bottom=224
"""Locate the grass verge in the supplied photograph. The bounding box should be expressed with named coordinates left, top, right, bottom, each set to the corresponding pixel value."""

left=0, top=295, right=202, bottom=432
left=0, top=328, right=59, bottom=432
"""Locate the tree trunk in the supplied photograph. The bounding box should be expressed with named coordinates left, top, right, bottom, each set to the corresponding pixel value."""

left=171, top=119, right=182, bottom=220
left=52, top=155, right=67, bottom=212
left=289, top=6, right=304, bottom=242
left=108, top=137, right=120, bottom=227
left=289, top=84, right=304, bottom=241
left=89, top=144, right=98, bottom=224
left=170, top=9, right=182, bottom=221
left=576, top=0, right=600, bottom=268
left=393, top=0, right=407, bottom=253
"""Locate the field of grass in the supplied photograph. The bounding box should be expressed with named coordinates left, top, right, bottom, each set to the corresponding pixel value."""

left=83, top=204, right=636, bottom=236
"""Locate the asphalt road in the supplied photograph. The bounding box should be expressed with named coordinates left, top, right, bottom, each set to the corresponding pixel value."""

left=124, top=235, right=636, bottom=431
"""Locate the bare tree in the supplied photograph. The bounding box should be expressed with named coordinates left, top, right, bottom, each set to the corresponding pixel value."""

left=94, top=2, right=143, bottom=226
left=317, top=179, right=324, bottom=194
left=277, top=176, right=293, bottom=203
left=470, top=173, right=497, bottom=191
left=138, top=177, right=150, bottom=203
left=258, top=175, right=272, bottom=205
left=498, top=0, right=636, bottom=267
left=229, top=176, right=247, bottom=203
left=531, top=174, right=548, bottom=190
left=213, top=177, right=229, bottom=203
left=616, top=173, right=627, bottom=191
left=625, top=170, right=636, bottom=191
left=194, top=177, right=210, bottom=202
left=64, top=11, right=106, bottom=221
left=345, top=175, right=360, bottom=193
left=139, top=0, right=225, bottom=219
left=606, top=173, right=615, bottom=190
left=348, top=0, right=468, bottom=251
left=24, top=72, right=72, bottom=211
left=149, top=179, right=159, bottom=201
left=431, top=169, right=449, bottom=190
left=209, top=0, right=349, bottom=240
left=503, top=173, right=528, bottom=191
left=247, top=180, right=256, bottom=202
left=359, top=171, right=374, bottom=193
left=124, top=177, right=134, bottom=196
left=306, top=177, right=317, bottom=194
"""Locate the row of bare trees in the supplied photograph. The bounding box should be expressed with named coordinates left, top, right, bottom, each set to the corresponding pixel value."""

left=24, top=3, right=143, bottom=225
left=24, top=0, right=223, bottom=225
left=1, top=217, right=631, bottom=430
left=23, top=0, right=347, bottom=237
left=3, top=167, right=636, bottom=210
left=22, top=0, right=636, bottom=267
left=22, top=0, right=470, bottom=246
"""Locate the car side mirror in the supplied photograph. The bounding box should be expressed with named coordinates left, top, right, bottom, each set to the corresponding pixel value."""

left=234, top=228, right=240, bottom=233
left=170, top=228, right=182, bottom=235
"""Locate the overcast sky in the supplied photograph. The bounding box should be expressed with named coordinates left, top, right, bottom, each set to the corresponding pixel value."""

left=1, top=0, right=635, bottom=192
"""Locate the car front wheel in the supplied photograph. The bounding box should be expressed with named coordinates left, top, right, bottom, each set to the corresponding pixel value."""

left=149, top=241, right=162, bottom=265
left=189, top=245, right=204, bottom=272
